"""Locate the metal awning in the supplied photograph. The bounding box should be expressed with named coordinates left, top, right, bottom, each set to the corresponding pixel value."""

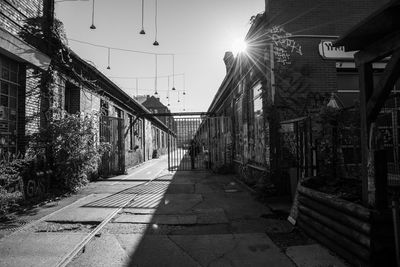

left=334, top=0, right=400, bottom=52
left=0, top=28, right=51, bottom=70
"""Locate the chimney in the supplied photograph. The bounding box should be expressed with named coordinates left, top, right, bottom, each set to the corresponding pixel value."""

left=223, top=51, right=234, bottom=73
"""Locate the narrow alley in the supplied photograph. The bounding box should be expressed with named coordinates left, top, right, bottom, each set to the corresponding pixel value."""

left=1, top=0, right=399, bottom=266
left=0, top=155, right=347, bottom=266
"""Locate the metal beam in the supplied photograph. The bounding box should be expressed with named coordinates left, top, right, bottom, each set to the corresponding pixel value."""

left=355, top=32, right=400, bottom=65
left=366, top=50, right=400, bottom=121
left=359, top=62, right=374, bottom=206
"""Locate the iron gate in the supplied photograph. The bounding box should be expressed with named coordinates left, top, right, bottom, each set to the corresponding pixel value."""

left=164, top=114, right=232, bottom=171
left=100, top=116, right=125, bottom=176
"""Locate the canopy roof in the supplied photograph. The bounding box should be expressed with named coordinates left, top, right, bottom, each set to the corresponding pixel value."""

left=335, top=0, right=400, bottom=52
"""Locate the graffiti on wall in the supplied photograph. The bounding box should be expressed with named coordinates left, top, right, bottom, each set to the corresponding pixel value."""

left=266, top=26, right=303, bottom=65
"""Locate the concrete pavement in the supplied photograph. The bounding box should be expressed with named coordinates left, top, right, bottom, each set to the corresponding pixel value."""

left=0, top=157, right=348, bottom=266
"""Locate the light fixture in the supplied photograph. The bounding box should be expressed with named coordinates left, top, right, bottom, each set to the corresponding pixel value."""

left=167, top=76, right=170, bottom=100
left=153, top=0, right=159, bottom=46
left=154, top=54, right=158, bottom=95
left=182, top=74, right=186, bottom=95
left=171, top=55, right=176, bottom=90
left=90, top=0, right=96, bottom=29
left=106, top=48, right=111, bottom=69
left=139, top=0, right=145, bottom=34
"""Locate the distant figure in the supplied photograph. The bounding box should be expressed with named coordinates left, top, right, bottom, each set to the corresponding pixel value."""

left=189, top=139, right=198, bottom=169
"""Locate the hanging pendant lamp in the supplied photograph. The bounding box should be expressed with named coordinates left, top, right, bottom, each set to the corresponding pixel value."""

left=90, top=0, right=96, bottom=29
left=106, top=48, right=111, bottom=69
left=154, top=55, right=158, bottom=95
left=140, top=0, right=145, bottom=34
left=166, top=76, right=170, bottom=99
left=153, top=0, right=159, bottom=46
left=182, top=73, right=186, bottom=95
left=171, top=55, right=176, bottom=90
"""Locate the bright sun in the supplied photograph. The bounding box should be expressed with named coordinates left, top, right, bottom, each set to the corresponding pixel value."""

left=231, top=38, right=248, bottom=54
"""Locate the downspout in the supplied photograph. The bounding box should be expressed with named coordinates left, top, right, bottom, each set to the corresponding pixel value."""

left=143, top=117, right=146, bottom=161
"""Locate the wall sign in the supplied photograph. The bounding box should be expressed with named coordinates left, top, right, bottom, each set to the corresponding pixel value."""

left=318, top=41, right=356, bottom=60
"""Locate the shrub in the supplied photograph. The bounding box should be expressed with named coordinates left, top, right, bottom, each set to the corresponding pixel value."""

left=0, top=153, right=28, bottom=218
left=28, top=112, right=109, bottom=192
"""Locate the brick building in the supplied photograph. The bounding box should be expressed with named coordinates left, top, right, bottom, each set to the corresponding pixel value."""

left=207, top=0, right=392, bottom=188
left=0, top=0, right=172, bottom=176
left=135, top=95, right=172, bottom=158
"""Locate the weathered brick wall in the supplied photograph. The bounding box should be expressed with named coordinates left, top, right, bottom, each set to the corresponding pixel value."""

left=0, top=0, right=43, bottom=36
left=266, top=0, right=390, bottom=120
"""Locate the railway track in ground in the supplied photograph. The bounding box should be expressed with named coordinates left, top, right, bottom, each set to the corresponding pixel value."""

left=56, top=167, right=169, bottom=267
left=0, top=156, right=171, bottom=267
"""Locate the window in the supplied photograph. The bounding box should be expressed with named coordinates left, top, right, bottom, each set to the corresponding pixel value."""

left=336, top=69, right=383, bottom=107
left=0, top=55, right=19, bottom=154
left=251, top=83, right=265, bottom=164
left=128, top=114, right=134, bottom=150
left=100, top=100, right=109, bottom=116
left=114, top=107, right=123, bottom=118
left=234, top=95, right=243, bottom=161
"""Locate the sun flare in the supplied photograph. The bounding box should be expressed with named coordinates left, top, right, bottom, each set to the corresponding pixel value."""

left=231, top=38, right=248, bottom=54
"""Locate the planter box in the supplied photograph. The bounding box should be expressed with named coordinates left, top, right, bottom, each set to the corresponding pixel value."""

left=297, top=185, right=395, bottom=266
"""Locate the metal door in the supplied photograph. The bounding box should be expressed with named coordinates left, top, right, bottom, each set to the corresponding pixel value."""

left=166, top=115, right=232, bottom=171
left=100, top=116, right=125, bottom=176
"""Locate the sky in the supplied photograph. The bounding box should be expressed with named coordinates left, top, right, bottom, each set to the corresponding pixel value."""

left=54, top=0, right=265, bottom=112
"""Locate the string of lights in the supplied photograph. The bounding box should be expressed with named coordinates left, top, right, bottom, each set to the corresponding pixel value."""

left=68, top=38, right=174, bottom=56
left=109, top=73, right=185, bottom=80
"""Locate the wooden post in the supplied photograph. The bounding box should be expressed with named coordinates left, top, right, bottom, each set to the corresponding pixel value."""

left=374, top=149, right=388, bottom=210
left=358, top=62, right=374, bottom=206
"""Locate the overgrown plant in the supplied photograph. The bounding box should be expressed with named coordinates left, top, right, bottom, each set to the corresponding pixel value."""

left=0, top=153, right=30, bottom=218
left=28, top=112, right=109, bottom=192
left=314, top=106, right=361, bottom=181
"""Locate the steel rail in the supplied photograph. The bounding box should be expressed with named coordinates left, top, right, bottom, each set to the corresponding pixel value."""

left=55, top=166, right=167, bottom=267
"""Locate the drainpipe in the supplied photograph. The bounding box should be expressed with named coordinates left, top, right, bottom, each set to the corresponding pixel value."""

left=143, top=118, right=146, bottom=161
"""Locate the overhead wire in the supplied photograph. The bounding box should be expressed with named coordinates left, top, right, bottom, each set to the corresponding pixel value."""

left=68, top=38, right=174, bottom=56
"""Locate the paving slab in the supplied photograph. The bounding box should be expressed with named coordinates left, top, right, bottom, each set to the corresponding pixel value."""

left=45, top=194, right=125, bottom=223
left=166, top=183, right=195, bottom=194
left=195, top=182, right=224, bottom=193
left=114, top=214, right=197, bottom=225
left=196, top=192, right=272, bottom=220
left=68, top=234, right=127, bottom=267
left=0, top=232, right=87, bottom=267
left=285, top=244, right=348, bottom=267
left=116, top=234, right=200, bottom=267
left=194, top=208, right=229, bottom=224
left=155, top=194, right=203, bottom=213
left=122, top=208, right=157, bottom=214
left=84, top=183, right=143, bottom=194
left=169, top=233, right=295, bottom=267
